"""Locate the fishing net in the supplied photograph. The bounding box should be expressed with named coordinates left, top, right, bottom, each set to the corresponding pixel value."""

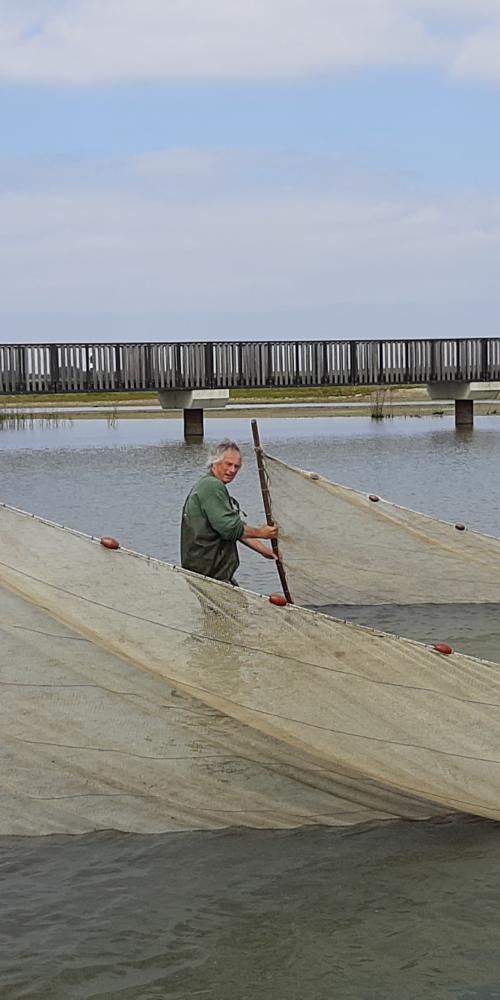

left=3, top=501, right=500, bottom=836
left=264, top=454, right=500, bottom=610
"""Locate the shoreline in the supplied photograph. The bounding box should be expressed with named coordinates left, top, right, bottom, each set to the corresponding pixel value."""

left=0, top=386, right=412, bottom=406
left=1, top=387, right=500, bottom=421
left=2, top=399, right=500, bottom=421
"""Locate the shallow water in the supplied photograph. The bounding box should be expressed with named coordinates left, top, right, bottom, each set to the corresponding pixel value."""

left=3, top=819, right=500, bottom=1000
left=2, top=412, right=500, bottom=999
left=320, top=602, right=500, bottom=664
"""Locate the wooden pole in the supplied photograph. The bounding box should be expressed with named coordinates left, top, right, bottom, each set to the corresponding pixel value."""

left=251, top=418, right=293, bottom=604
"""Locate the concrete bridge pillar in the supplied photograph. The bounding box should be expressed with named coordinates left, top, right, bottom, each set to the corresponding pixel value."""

left=427, top=381, right=500, bottom=430
left=426, top=381, right=482, bottom=429
left=455, top=399, right=474, bottom=428
left=158, top=389, right=230, bottom=440
left=183, top=407, right=204, bottom=439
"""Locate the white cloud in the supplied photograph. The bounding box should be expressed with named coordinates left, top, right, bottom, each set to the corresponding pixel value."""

left=133, top=149, right=226, bottom=177
left=0, top=152, right=499, bottom=340
left=1, top=0, right=500, bottom=84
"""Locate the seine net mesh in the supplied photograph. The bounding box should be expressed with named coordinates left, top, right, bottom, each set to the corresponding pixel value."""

left=264, top=453, right=500, bottom=609
left=2, top=501, right=500, bottom=835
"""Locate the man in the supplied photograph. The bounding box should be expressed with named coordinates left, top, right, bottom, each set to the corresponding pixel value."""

left=180, top=439, right=279, bottom=583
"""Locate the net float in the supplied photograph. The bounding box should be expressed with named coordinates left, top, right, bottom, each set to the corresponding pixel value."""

left=434, top=642, right=453, bottom=655
left=455, top=523, right=466, bottom=531
left=368, top=494, right=380, bottom=503
left=269, top=593, right=288, bottom=606
left=100, top=536, right=120, bottom=550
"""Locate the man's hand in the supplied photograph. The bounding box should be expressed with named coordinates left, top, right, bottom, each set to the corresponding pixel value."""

left=266, top=547, right=282, bottom=561
left=258, top=524, right=279, bottom=540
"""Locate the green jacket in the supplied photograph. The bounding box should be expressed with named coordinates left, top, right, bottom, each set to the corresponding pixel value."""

left=180, top=471, right=245, bottom=581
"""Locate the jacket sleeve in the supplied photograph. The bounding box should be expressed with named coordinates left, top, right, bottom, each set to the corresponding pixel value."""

left=198, top=479, right=245, bottom=542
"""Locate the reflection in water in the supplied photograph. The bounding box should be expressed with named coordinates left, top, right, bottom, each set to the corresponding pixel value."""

left=0, top=410, right=124, bottom=431
left=0, top=411, right=74, bottom=431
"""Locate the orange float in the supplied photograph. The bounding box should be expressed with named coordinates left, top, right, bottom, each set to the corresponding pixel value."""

left=433, top=642, right=453, bottom=655
left=100, top=536, right=120, bottom=550
left=455, top=523, right=466, bottom=531
left=269, top=593, right=288, bottom=606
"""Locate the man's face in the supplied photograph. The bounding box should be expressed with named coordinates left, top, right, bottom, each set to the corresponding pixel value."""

left=213, top=448, right=242, bottom=485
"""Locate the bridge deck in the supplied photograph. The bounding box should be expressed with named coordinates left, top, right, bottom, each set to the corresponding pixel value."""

left=1, top=339, right=500, bottom=394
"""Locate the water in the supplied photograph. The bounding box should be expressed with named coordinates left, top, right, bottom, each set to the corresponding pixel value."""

left=3, top=820, right=500, bottom=999
left=2, top=412, right=500, bottom=999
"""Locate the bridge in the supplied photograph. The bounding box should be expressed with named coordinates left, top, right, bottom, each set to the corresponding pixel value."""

left=1, top=337, right=500, bottom=435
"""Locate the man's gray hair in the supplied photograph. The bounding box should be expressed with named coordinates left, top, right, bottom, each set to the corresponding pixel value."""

left=206, top=439, right=242, bottom=468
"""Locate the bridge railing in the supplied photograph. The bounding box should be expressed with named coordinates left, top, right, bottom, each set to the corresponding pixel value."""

left=1, top=339, right=500, bottom=394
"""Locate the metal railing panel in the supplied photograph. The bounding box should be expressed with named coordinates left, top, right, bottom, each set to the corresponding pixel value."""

left=2, top=338, right=500, bottom=394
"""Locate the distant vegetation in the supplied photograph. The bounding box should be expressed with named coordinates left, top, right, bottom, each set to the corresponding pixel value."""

left=0, top=385, right=418, bottom=407
left=230, top=386, right=376, bottom=401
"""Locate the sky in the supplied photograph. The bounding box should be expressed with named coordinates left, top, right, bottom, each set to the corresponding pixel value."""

left=1, top=0, right=500, bottom=344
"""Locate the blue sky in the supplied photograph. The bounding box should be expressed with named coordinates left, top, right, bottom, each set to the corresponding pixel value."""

left=1, top=1, right=500, bottom=343
left=2, top=73, right=500, bottom=190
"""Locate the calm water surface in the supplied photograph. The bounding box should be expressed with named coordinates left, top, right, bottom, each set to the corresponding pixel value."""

left=2, top=413, right=500, bottom=999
